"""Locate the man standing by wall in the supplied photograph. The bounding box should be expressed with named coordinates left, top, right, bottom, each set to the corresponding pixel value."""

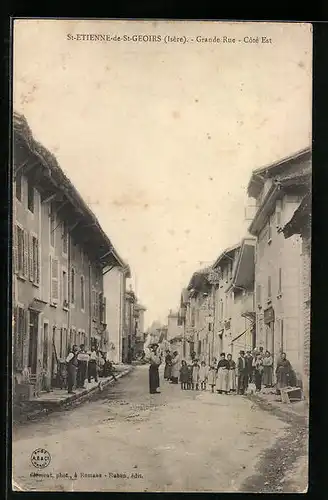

left=237, top=350, right=247, bottom=395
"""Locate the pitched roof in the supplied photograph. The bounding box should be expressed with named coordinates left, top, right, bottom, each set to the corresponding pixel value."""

left=13, top=112, right=130, bottom=272
left=247, top=147, right=311, bottom=199
left=282, top=192, right=311, bottom=238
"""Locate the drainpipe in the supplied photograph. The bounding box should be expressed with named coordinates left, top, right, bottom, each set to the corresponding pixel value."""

left=89, top=263, right=92, bottom=348
left=67, top=229, right=71, bottom=346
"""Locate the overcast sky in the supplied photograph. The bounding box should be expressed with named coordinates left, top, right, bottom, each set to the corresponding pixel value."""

left=13, top=20, right=312, bottom=327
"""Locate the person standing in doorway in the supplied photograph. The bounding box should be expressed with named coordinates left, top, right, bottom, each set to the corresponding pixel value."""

left=237, top=350, right=247, bottom=395
left=262, top=350, right=273, bottom=387
left=66, top=345, right=79, bottom=394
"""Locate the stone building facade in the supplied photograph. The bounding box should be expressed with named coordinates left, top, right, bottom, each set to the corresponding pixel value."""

left=247, top=148, right=311, bottom=386
left=283, top=192, right=311, bottom=399
left=13, top=112, right=126, bottom=400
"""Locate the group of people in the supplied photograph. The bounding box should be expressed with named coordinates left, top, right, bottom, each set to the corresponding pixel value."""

left=65, top=344, right=116, bottom=394
left=163, top=347, right=295, bottom=396
left=143, top=333, right=295, bottom=397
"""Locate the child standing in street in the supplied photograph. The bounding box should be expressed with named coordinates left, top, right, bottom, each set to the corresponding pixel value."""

left=179, top=360, right=189, bottom=390
left=207, top=360, right=217, bottom=393
left=187, top=363, right=193, bottom=390
left=198, top=361, right=208, bottom=391
left=192, top=359, right=200, bottom=390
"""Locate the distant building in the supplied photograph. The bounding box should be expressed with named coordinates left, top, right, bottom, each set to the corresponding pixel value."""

left=247, top=147, right=311, bottom=386
left=212, top=238, right=256, bottom=358
left=103, top=265, right=131, bottom=363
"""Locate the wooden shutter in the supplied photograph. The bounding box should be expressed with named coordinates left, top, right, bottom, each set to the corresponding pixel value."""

left=36, top=238, right=40, bottom=284
left=13, top=225, right=18, bottom=274
left=256, top=284, right=262, bottom=306
left=51, top=257, right=59, bottom=304
left=102, top=296, right=106, bottom=323
left=23, top=230, right=29, bottom=279
left=28, top=233, right=33, bottom=281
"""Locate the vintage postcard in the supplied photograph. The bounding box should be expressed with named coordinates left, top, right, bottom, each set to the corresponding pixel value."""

left=12, top=19, right=312, bottom=493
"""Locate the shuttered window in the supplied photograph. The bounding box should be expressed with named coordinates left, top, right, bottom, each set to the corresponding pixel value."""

left=23, top=230, right=29, bottom=278
left=80, top=276, right=85, bottom=310
left=62, top=221, right=68, bottom=254
left=29, top=234, right=40, bottom=284
left=16, top=173, right=22, bottom=201
left=256, top=284, right=262, bottom=306
left=50, top=256, right=59, bottom=304
left=14, top=306, right=26, bottom=371
left=49, top=203, right=55, bottom=247
left=276, top=199, right=282, bottom=226
left=62, top=269, right=68, bottom=306
left=278, top=268, right=282, bottom=294
left=16, top=226, right=24, bottom=275
left=27, top=179, right=34, bottom=213
left=268, top=276, right=272, bottom=299
left=71, top=267, right=75, bottom=304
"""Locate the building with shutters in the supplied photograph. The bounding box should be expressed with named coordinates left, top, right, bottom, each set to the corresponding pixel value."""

left=13, top=112, right=127, bottom=400
left=211, top=239, right=256, bottom=359
left=247, top=147, right=311, bottom=387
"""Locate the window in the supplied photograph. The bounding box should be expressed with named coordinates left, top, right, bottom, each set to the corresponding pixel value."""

left=16, top=173, right=22, bottom=201
left=71, top=268, right=75, bottom=304
left=50, top=256, right=59, bottom=304
left=16, top=226, right=24, bottom=275
left=280, top=319, right=284, bottom=351
left=62, top=221, right=68, bottom=254
left=80, top=276, right=85, bottom=310
left=276, top=199, right=282, bottom=226
left=62, top=270, right=68, bottom=307
left=98, top=292, right=103, bottom=323
left=50, top=203, right=55, bottom=247
left=220, top=300, right=224, bottom=320
left=28, top=235, right=40, bottom=284
left=14, top=306, right=26, bottom=371
left=268, top=276, right=272, bottom=300
left=268, top=217, right=272, bottom=242
left=60, top=328, right=67, bottom=358
left=27, top=179, right=34, bottom=212
left=278, top=268, right=282, bottom=294
left=256, top=284, right=262, bottom=306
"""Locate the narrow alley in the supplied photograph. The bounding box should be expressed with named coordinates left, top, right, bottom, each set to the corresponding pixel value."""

left=13, top=365, right=308, bottom=493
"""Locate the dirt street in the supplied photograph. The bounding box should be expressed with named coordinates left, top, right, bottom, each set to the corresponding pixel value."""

left=12, top=365, right=307, bottom=492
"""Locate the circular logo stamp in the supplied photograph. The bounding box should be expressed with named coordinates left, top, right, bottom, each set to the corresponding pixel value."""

left=30, top=448, right=51, bottom=469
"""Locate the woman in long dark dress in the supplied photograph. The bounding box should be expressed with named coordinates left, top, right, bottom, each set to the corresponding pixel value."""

left=144, top=335, right=162, bottom=394
left=276, top=352, right=293, bottom=393
left=164, top=351, right=172, bottom=380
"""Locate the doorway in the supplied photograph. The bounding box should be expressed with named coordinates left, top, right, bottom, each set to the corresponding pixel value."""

left=28, top=310, right=39, bottom=374
left=266, top=322, right=275, bottom=358
left=43, top=322, right=49, bottom=371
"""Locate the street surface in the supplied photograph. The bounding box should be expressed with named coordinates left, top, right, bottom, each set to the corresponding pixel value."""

left=12, top=365, right=307, bottom=492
